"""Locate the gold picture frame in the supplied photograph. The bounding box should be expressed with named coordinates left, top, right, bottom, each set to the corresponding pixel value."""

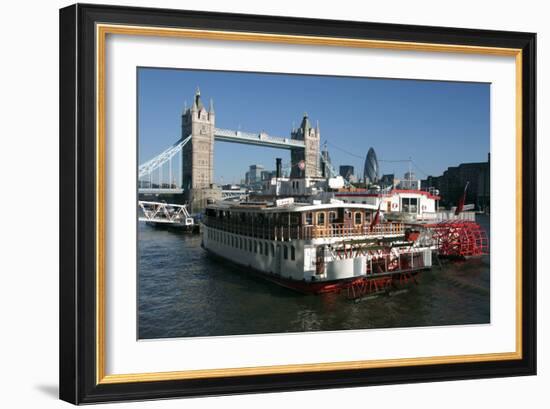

left=60, top=3, right=536, bottom=404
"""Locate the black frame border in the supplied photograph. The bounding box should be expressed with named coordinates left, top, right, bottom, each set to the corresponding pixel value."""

left=59, top=3, right=536, bottom=404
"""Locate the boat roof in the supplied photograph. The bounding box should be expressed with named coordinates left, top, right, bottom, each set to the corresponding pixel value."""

left=335, top=189, right=440, bottom=200
left=207, top=200, right=378, bottom=213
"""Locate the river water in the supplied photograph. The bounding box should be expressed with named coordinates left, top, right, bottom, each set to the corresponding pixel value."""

left=138, top=215, right=490, bottom=339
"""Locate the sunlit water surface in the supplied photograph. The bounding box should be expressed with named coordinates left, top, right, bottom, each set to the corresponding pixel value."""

left=138, top=216, right=490, bottom=339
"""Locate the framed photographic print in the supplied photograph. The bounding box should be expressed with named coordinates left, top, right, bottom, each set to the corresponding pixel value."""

left=59, top=3, right=536, bottom=404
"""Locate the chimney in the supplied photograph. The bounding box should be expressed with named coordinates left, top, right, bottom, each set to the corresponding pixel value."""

left=276, top=158, right=282, bottom=178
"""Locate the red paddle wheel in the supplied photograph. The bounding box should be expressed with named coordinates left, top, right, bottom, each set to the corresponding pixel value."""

left=430, top=220, right=488, bottom=258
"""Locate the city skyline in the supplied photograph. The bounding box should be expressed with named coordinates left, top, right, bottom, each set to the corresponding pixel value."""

left=138, top=68, right=490, bottom=184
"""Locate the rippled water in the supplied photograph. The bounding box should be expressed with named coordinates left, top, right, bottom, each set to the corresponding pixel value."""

left=138, top=216, right=490, bottom=339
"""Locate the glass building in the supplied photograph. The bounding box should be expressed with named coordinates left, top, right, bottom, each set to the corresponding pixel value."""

left=339, top=165, right=354, bottom=181
left=363, top=147, right=379, bottom=184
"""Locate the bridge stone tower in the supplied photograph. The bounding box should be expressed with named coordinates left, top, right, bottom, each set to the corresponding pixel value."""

left=290, top=113, right=321, bottom=178
left=181, top=89, right=219, bottom=211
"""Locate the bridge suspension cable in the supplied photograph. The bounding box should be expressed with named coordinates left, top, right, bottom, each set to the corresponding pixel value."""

left=324, top=139, right=430, bottom=178
left=318, top=152, right=351, bottom=186
left=138, top=135, right=191, bottom=178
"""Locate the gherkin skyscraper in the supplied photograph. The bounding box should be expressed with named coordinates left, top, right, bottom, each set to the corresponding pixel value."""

left=363, top=147, right=379, bottom=184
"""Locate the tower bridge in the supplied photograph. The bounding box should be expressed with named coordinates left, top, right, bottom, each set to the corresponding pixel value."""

left=139, top=89, right=338, bottom=211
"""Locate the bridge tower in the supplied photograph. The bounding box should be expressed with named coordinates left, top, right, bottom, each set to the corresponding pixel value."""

left=290, top=113, right=321, bottom=178
left=181, top=89, right=220, bottom=211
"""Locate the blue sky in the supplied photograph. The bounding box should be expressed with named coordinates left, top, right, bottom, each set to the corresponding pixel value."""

left=138, top=68, right=489, bottom=185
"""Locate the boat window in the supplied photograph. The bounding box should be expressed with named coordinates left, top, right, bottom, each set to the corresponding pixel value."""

left=410, top=198, right=418, bottom=213
left=271, top=243, right=275, bottom=257
left=329, top=211, right=337, bottom=223
left=291, top=246, right=295, bottom=261
left=355, top=212, right=362, bottom=225
left=258, top=242, right=263, bottom=254
left=254, top=241, right=257, bottom=253
left=317, top=212, right=325, bottom=225
left=264, top=242, right=269, bottom=256
left=401, top=197, right=408, bottom=212
left=401, top=197, right=419, bottom=213
left=283, top=246, right=288, bottom=259
left=305, top=212, right=313, bottom=225
left=248, top=239, right=252, bottom=252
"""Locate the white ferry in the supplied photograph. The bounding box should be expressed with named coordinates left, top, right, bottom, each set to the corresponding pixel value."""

left=334, top=189, right=477, bottom=223
left=201, top=177, right=434, bottom=294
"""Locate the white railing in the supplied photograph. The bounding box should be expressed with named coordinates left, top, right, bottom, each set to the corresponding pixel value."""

left=431, top=211, right=476, bottom=222
left=138, top=201, right=194, bottom=225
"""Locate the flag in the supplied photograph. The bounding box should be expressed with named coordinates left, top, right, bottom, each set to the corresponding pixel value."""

left=370, top=201, right=382, bottom=230
left=455, top=182, right=470, bottom=215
